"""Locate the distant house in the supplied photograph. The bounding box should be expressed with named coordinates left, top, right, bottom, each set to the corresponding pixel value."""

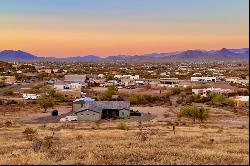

left=159, top=78, right=179, bottom=87
left=191, top=77, right=216, bottom=82
left=72, top=101, right=130, bottom=121
left=192, top=87, right=233, bottom=97
left=225, top=77, right=249, bottom=86
left=54, top=82, right=86, bottom=90
left=232, top=96, right=249, bottom=108
left=64, top=74, right=87, bottom=84
left=114, top=75, right=139, bottom=80
left=37, top=68, right=52, bottom=74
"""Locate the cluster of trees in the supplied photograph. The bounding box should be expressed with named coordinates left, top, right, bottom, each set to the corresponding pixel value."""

left=100, top=86, right=118, bottom=100
left=14, top=73, right=30, bottom=82
left=178, top=105, right=209, bottom=123
left=37, top=89, right=65, bottom=113
left=25, top=84, right=50, bottom=94
left=209, top=93, right=235, bottom=106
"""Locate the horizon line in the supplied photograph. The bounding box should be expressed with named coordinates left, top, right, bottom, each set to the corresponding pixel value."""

left=0, top=47, right=249, bottom=58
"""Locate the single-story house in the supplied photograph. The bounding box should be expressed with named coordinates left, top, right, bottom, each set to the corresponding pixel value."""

left=159, top=78, right=179, bottom=87
left=191, top=77, right=216, bottom=82
left=73, top=101, right=130, bottom=121
left=54, top=82, right=86, bottom=90
left=64, top=74, right=87, bottom=84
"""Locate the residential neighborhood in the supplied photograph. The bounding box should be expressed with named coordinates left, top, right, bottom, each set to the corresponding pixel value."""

left=0, top=0, right=249, bottom=164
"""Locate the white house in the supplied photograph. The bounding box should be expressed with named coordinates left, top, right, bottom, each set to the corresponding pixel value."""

left=54, top=82, right=85, bottom=90
left=114, top=75, right=139, bottom=80
left=191, top=77, right=216, bottom=82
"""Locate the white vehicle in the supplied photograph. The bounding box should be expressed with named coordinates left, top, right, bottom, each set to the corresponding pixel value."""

left=60, top=115, right=77, bottom=122
left=22, top=93, right=40, bottom=100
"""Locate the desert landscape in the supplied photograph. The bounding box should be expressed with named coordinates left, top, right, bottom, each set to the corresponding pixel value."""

left=0, top=0, right=249, bottom=165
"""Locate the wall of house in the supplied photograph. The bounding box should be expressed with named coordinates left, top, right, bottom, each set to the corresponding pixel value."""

left=76, top=110, right=101, bottom=121
left=119, top=109, right=130, bottom=118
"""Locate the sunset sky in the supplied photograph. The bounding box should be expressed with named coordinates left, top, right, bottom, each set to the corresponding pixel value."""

left=0, top=0, right=249, bottom=57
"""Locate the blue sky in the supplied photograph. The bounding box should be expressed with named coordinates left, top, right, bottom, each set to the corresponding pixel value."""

left=0, top=0, right=248, bottom=56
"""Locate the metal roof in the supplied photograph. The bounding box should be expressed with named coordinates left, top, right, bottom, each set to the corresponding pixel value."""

left=75, top=101, right=130, bottom=113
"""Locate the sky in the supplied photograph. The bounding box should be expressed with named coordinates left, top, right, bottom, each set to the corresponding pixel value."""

left=0, top=0, right=249, bottom=57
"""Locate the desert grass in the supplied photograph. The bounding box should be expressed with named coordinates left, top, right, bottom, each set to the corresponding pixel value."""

left=0, top=121, right=248, bottom=165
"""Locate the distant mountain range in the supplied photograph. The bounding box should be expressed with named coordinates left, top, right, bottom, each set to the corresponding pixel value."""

left=0, top=48, right=249, bottom=62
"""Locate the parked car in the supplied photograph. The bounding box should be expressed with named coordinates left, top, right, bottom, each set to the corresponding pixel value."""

left=60, top=115, right=77, bottom=122
left=22, top=93, right=40, bottom=100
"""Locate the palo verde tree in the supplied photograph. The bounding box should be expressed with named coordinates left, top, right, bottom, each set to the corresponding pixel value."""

left=101, top=85, right=118, bottom=100
left=178, top=105, right=209, bottom=123
left=37, top=94, right=54, bottom=113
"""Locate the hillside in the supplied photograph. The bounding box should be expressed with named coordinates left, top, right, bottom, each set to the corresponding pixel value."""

left=0, top=48, right=248, bottom=62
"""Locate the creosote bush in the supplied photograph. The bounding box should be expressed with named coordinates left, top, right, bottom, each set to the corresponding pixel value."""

left=117, top=122, right=128, bottom=130
left=23, top=128, right=38, bottom=141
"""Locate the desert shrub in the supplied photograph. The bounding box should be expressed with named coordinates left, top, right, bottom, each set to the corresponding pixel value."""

left=37, top=72, right=48, bottom=81
left=6, top=100, right=17, bottom=105
left=23, top=128, right=38, bottom=141
left=164, top=100, right=172, bottom=106
left=43, top=136, right=54, bottom=149
left=129, top=94, right=170, bottom=106
left=117, top=122, right=128, bottom=130
left=235, top=89, right=249, bottom=96
left=183, top=86, right=193, bottom=95
left=3, top=89, right=13, bottom=96
left=32, top=138, right=43, bottom=152
left=4, top=121, right=12, bottom=127
left=196, top=107, right=209, bottom=122
left=209, top=93, right=235, bottom=106
left=170, top=87, right=181, bottom=95
left=25, top=83, right=50, bottom=94
left=0, top=80, right=5, bottom=87
left=101, top=86, right=117, bottom=100
left=47, top=89, right=65, bottom=102
left=163, top=113, right=169, bottom=118
left=178, top=105, right=209, bottom=123
left=0, top=99, right=4, bottom=105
